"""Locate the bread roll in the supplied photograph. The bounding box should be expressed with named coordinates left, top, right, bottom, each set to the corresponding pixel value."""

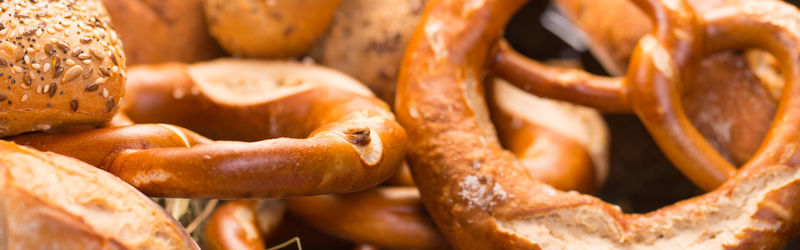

left=0, top=0, right=125, bottom=137
left=101, top=0, right=225, bottom=65
left=312, top=0, right=427, bottom=103
left=0, top=140, right=198, bottom=249
left=202, top=0, right=342, bottom=58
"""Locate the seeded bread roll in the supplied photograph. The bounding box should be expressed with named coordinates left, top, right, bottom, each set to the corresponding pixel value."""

left=102, top=0, right=225, bottom=65
left=312, top=0, right=426, bottom=103
left=0, top=0, right=125, bottom=137
left=0, top=140, right=199, bottom=249
left=202, top=0, right=342, bottom=58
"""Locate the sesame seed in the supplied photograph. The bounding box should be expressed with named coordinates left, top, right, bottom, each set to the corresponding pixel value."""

left=36, top=84, right=42, bottom=93
left=42, top=82, right=48, bottom=93
left=31, top=62, right=39, bottom=69
left=11, top=65, right=21, bottom=73
left=111, top=65, right=118, bottom=73
left=79, top=36, right=90, bottom=43
left=62, top=65, right=81, bottom=82
left=65, top=58, right=75, bottom=66
left=42, top=63, right=50, bottom=72
left=82, top=59, right=90, bottom=64
left=94, top=77, right=104, bottom=84
left=70, top=98, right=77, bottom=111
left=98, top=66, right=109, bottom=76
left=34, top=29, right=41, bottom=37
left=77, top=53, right=90, bottom=60
left=102, top=87, right=108, bottom=98
left=20, top=94, right=27, bottom=102
left=25, top=47, right=32, bottom=53
left=22, top=54, right=29, bottom=64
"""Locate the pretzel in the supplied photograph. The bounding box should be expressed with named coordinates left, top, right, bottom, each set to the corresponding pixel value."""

left=10, top=59, right=407, bottom=198
left=495, top=0, right=789, bottom=190
left=204, top=200, right=286, bottom=250
left=488, top=77, right=608, bottom=193
left=286, top=187, right=448, bottom=249
left=551, top=0, right=777, bottom=167
left=200, top=74, right=608, bottom=249
left=397, top=0, right=800, bottom=248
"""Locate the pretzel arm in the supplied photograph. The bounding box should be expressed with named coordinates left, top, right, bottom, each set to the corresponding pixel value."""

left=11, top=61, right=407, bottom=199
left=702, top=2, right=800, bottom=172
left=491, top=39, right=630, bottom=112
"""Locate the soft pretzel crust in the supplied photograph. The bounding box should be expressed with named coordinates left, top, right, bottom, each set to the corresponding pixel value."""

left=396, top=0, right=800, bottom=248
left=12, top=60, right=407, bottom=198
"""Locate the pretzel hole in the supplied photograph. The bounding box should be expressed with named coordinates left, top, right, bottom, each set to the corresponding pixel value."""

left=682, top=51, right=778, bottom=166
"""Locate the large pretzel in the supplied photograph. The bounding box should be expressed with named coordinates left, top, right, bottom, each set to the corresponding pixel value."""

left=397, top=0, right=800, bottom=248
left=495, top=0, right=785, bottom=190
left=10, top=59, right=407, bottom=198
left=201, top=75, right=608, bottom=249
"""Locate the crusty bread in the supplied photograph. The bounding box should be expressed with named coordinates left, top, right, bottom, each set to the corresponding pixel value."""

left=312, top=0, right=427, bottom=103
left=102, top=0, right=225, bottom=65
left=0, top=0, right=126, bottom=137
left=202, top=0, right=342, bottom=58
left=0, top=140, right=198, bottom=249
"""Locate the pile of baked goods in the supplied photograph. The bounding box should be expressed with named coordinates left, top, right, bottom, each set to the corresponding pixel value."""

left=2, top=0, right=800, bottom=249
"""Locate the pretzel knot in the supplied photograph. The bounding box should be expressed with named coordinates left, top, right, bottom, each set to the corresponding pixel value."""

left=11, top=59, right=407, bottom=198
left=397, top=0, right=800, bottom=248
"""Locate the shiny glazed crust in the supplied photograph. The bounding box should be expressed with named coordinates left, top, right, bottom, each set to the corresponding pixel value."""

left=0, top=140, right=198, bottom=249
left=396, top=0, right=800, bottom=248
left=11, top=59, right=407, bottom=198
left=0, top=0, right=125, bottom=137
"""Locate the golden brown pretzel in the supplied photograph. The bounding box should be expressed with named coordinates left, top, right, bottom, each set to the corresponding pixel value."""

left=286, top=187, right=449, bottom=249
left=204, top=200, right=286, bottom=250
left=552, top=0, right=778, bottom=168
left=397, top=0, right=800, bottom=248
left=488, top=78, right=608, bottom=193
left=494, top=2, right=754, bottom=191
left=11, top=59, right=407, bottom=198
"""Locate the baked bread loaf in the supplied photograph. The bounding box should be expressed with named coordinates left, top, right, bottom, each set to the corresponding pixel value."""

left=101, top=0, right=225, bottom=65
left=312, top=0, right=427, bottom=103
left=0, top=0, right=125, bottom=137
left=202, top=0, right=342, bottom=58
left=0, top=140, right=198, bottom=249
